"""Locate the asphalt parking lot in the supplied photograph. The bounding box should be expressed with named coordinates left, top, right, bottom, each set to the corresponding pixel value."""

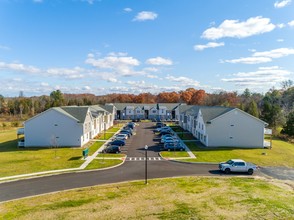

left=121, top=122, right=161, bottom=158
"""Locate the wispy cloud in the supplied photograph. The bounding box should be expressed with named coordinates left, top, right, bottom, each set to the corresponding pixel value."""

left=0, top=45, right=11, bottom=51
left=124, top=8, right=132, bottom=12
left=224, top=47, right=294, bottom=64
left=33, top=0, right=43, bottom=3
left=194, top=42, right=225, bottom=51
left=166, top=75, right=200, bottom=87
left=0, top=61, right=40, bottom=73
left=288, top=20, right=294, bottom=26
left=222, top=66, right=292, bottom=88
left=202, top=16, right=275, bottom=40
left=253, top=47, right=294, bottom=58
left=85, top=53, right=140, bottom=76
left=133, top=11, right=158, bottom=21
left=146, top=57, right=173, bottom=65
left=224, top=57, right=272, bottom=64
left=274, top=0, right=292, bottom=8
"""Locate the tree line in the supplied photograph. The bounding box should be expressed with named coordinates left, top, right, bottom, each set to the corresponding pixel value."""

left=0, top=81, right=293, bottom=137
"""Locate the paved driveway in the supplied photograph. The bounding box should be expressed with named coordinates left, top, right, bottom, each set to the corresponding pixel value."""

left=0, top=122, right=270, bottom=202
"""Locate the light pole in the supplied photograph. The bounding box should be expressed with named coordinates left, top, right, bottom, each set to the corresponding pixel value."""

left=181, top=120, right=184, bottom=138
left=145, top=145, right=148, bottom=185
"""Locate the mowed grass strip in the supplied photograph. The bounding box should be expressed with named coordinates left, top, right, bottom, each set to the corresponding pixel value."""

left=0, top=129, right=109, bottom=177
left=85, top=158, right=123, bottom=170
left=182, top=140, right=294, bottom=167
left=160, top=151, right=190, bottom=158
left=1, top=177, right=293, bottom=219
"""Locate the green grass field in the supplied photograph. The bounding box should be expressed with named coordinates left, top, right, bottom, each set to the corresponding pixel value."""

left=0, top=129, right=108, bottom=177
left=182, top=139, right=294, bottom=167
left=1, top=177, right=293, bottom=219
left=160, top=151, right=190, bottom=158
left=85, top=158, right=123, bottom=170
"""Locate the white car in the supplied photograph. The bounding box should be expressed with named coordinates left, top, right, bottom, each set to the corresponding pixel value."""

left=219, top=159, right=258, bottom=175
left=115, top=133, right=128, bottom=140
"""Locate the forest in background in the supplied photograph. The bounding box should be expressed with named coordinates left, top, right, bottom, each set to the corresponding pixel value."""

left=0, top=80, right=293, bottom=138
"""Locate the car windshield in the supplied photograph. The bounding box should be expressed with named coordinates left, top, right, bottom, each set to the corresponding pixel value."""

left=226, top=160, right=234, bottom=164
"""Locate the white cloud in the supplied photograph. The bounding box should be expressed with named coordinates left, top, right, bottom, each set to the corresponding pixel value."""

left=274, top=0, right=291, bottom=8
left=146, top=74, right=159, bottom=79
left=202, top=16, right=275, bottom=40
left=0, top=61, right=40, bottom=73
left=224, top=47, right=294, bottom=64
left=224, top=57, right=272, bottom=64
left=166, top=75, right=200, bottom=87
left=45, top=67, right=85, bottom=79
left=127, top=80, right=145, bottom=85
left=194, top=42, right=225, bottom=51
left=288, top=20, right=294, bottom=26
left=40, top=82, right=49, bottom=86
left=277, top=39, right=284, bottom=42
left=124, top=8, right=132, bottom=12
left=85, top=53, right=140, bottom=76
left=133, top=11, right=158, bottom=21
left=252, top=47, right=294, bottom=58
left=146, top=57, right=173, bottom=65
left=221, top=66, right=292, bottom=88
left=82, top=86, right=91, bottom=90
left=277, top=23, right=286, bottom=28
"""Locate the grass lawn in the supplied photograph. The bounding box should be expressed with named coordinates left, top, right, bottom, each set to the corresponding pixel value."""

left=106, top=127, right=120, bottom=133
left=85, top=158, right=123, bottom=170
left=160, top=151, right=190, bottom=158
left=178, top=133, right=197, bottom=140
left=95, top=132, right=115, bottom=140
left=170, top=125, right=185, bottom=132
left=97, top=153, right=126, bottom=158
left=182, top=139, right=294, bottom=167
left=1, top=177, right=293, bottom=219
left=88, top=141, right=105, bottom=156
left=0, top=129, right=108, bottom=178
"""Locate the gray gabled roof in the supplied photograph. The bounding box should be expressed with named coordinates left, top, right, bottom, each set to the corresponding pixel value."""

left=111, top=103, right=182, bottom=111
left=101, top=104, right=115, bottom=113
left=60, top=106, right=90, bottom=123
left=200, top=106, right=234, bottom=123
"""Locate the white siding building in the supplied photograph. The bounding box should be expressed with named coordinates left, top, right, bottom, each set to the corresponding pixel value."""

left=178, top=105, right=268, bottom=148
left=22, top=105, right=114, bottom=147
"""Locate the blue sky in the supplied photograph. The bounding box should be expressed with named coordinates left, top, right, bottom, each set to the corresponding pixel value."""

left=0, top=0, right=294, bottom=97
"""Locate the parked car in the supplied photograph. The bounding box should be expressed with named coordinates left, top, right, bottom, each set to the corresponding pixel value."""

left=121, top=129, right=133, bottom=135
left=156, top=122, right=166, bottom=128
left=108, top=139, right=125, bottom=146
left=164, top=142, right=185, bottom=151
left=115, top=133, right=128, bottom=140
left=159, top=130, right=173, bottom=136
left=219, top=159, right=258, bottom=175
left=120, top=131, right=131, bottom=138
left=103, top=145, right=121, bottom=153
left=127, top=122, right=135, bottom=129
left=160, top=134, right=178, bottom=144
left=154, top=126, right=171, bottom=133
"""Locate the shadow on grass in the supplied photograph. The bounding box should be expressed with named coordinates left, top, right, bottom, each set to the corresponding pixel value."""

left=68, top=156, right=82, bottom=161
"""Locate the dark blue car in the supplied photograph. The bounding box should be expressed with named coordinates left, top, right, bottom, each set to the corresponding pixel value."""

left=108, top=139, right=125, bottom=146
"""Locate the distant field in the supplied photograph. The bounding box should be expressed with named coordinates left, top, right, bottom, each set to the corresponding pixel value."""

left=1, top=177, right=293, bottom=219
left=182, top=139, right=294, bottom=167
